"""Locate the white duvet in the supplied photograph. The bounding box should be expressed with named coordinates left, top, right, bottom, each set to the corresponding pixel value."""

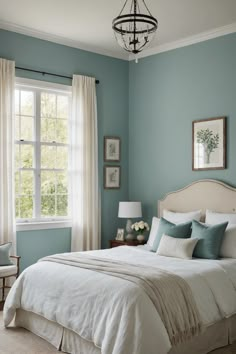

left=4, top=246, right=236, bottom=354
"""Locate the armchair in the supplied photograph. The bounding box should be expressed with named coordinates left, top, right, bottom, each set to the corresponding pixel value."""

left=0, top=255, right=21, bottom=304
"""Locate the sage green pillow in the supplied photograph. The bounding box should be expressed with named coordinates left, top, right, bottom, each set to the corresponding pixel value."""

left=191, top=220, right=228, bottom=259
left=152, top=217, right=192, bottom=252
left=0, top=243, right=13, bottom=266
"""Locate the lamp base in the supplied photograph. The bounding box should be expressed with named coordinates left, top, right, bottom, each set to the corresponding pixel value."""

left=125, top=233, right=134, bottom=241
left=126, top=219, right=134, bottom=240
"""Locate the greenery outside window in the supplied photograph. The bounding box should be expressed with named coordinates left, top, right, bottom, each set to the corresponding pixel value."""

left=15, top=79, right=71, bottom=224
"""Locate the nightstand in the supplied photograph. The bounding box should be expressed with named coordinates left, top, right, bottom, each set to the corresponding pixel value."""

left=110, top=239, right=146, bottom=248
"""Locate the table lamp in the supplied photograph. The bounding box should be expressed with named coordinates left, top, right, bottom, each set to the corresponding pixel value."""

left=118, top=201, right=142, bottom=240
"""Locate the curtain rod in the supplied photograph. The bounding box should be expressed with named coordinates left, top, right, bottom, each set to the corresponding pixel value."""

left=15, top=66, right=100, bottom=84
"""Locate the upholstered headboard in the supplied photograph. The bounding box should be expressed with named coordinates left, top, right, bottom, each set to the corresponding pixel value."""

left=158, top=179, right=236, bottom=220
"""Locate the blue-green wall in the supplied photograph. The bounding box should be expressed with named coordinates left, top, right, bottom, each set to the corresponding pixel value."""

left=0, top=29, right=129, bottom=270
left=129, top=33, right=236, bottom=222
left=1, top=29, right=236, bottom=270
left=17, top=228, right=71, bottom=271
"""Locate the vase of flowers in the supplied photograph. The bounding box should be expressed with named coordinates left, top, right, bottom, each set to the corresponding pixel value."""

left=131, top=221, right=149, bottom=242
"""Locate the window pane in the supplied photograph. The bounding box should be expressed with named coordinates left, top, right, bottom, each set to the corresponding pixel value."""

left=15, top=197, right=20, bottom=218
left=20, top=196, right=33, bottom=218
left=56, top=146, right=68, bottom=169
left=21, top=144, right=34, bottom=168
left=21, top=91, right=34, bottom=116
left=21, top=171, right=34, bottom=195
left=41, top=93, right=56, bottom=118
left=56, top=119, right=68, bottom=143
left=41, top=196, right=55, bottom=216
left=15, top=145, right=20, bottom=169
left=56, top=195, right=68, bottom=216
left=41, top=145, right=56, bottom=169
left=15, top=172, right=20, bottom=195
left=20, top=116, right=34, bottom=141
left=15, top=115, right=20, bottom=140
left=15, top=90, right=20, bottom=115
left=41, top=171, right=55, bottom=195
left=56, top=172, right=68, bottom=194
left=57, top=95, right=69, bottom=119
left=15, top=83, right=71, bottom=221
left=41, top=118, right=56, bottom=142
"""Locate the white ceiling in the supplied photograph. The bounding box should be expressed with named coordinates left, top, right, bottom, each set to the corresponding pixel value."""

left=0, top=0, right=236, bottom=60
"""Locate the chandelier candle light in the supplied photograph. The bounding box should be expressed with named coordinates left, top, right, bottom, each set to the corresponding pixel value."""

left=112, top=0, right=158, bottom=61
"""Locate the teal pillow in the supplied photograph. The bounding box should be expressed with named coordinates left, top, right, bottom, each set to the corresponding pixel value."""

left=191, top=220, right=228, bottom=259
left=152, top=217, right=192, bottom=252
left=0, top=243, right=13, bottom=266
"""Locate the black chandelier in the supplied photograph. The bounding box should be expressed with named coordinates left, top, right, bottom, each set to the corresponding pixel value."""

left=112, top=0, right=158, bottom=55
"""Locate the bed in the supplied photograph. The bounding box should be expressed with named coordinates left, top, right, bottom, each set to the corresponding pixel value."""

left=3, top=179, right=236, bottom=354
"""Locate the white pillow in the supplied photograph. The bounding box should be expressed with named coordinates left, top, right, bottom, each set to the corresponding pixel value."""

left=163, top=209, right=201, bottom=224
left=147, top=217, right=160, bottom=248
left=156, top=234, right=198, bottom=259
left=206, top=210, right=236, bottom=225
left=220, top=225, right=236, bottom=258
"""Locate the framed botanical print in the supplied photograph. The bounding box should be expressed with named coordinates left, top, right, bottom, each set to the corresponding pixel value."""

left=104, top=136, right=120, bottom=162
left=104, top=166, right=121, bottom=189
left=192, top=117, right=226, bottom=171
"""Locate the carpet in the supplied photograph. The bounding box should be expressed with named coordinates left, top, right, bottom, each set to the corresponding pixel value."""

left=0, top=312, right=58, bottom=354
left=0, top=312, right=236, bottom=354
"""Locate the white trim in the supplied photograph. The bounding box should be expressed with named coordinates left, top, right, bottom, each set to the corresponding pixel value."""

left=0, top=20, right=128, bottom=61
left=16, top=220, right=72, bottom=231
left=35, top=88, right=41, bottom=218
left=129, top=22, right=236, bottom=61
left=16, top=77, right=72, bottom=93
left=1, top=20, right=236, bottom=62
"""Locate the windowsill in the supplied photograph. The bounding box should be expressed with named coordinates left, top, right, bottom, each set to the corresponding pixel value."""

left=16, top=220, right=72, bottom=231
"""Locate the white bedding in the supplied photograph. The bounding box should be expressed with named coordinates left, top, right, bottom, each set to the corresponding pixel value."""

left=4, top=246, right=236, bottom=354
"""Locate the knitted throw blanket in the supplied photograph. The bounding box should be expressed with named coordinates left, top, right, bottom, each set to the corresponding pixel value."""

left=40, top=253, right=202, bottom=346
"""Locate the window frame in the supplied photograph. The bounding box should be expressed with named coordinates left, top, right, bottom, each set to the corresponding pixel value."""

left=15, top=77, right=72, bottom=230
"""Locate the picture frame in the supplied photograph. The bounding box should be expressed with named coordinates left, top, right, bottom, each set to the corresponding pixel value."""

left=104, top=166, right=121, bottom=189
left=116, top=228, right=125, bottom=241
left=104, top=136, right=121, bottom=162
left=192, top=117, right=226, bottom=171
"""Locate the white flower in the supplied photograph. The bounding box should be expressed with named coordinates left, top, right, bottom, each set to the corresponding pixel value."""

left=131, top=220, right=149, bottom=233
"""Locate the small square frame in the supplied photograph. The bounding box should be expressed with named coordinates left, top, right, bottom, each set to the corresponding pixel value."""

left=116, top=228, right=125, bottom=241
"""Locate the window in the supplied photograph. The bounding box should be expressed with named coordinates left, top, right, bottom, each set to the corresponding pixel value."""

left=15, top=79, right=71, bottom=223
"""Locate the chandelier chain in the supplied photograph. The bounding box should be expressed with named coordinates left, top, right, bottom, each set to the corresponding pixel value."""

left=142, top=0, right=152, bottom=16
left=118, top=0, right=129, bottom=16
left=130, top=0, right=134, bottom=15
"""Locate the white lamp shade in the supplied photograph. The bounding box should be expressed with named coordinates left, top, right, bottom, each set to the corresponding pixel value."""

left=118, top=201, right=142, bottom=218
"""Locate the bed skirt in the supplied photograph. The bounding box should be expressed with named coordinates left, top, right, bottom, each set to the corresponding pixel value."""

left=15, top=309, right=236, bottom=354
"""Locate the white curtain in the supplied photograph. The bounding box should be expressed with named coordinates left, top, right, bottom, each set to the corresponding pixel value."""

left=71, top=75, right=100, bottom=251
left=0, top=58, right=16, bottom=252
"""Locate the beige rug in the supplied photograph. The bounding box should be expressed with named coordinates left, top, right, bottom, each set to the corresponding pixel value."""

left=0, top=312, right=58, bottom=354
left=0, top=312, right=236, bottom=354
